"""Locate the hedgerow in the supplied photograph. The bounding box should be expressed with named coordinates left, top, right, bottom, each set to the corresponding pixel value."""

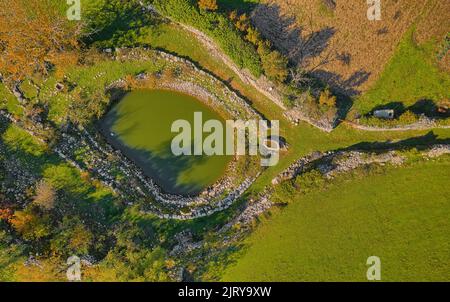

left=149, top=0, right=263, bottom=77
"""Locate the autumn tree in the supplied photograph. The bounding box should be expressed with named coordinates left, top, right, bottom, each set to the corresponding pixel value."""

left=198, top=0, right=218, bottom=11
left=318, top=89, right=337, bottom=107
left=50, top=217, right=93, bottom=255
left=0, top=0, right=82, bottom=82
left=67, top=87, right=109, bottom=125
left=245, top=27, right=262, bottom=45
left=259, top=48, right=289, bottom=83
left=10, top=205, right=52, bottom=241
left=33, top=180, right=56, bottom=211
left=0, top=208, right=13, bottom=222
left=235, top=14, right=250, bottom=32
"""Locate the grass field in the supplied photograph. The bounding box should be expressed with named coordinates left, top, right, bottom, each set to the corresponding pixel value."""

left=354, top=30, right=450, bottom=114
left=222, top=158, right=450, bottom=281
left=2, top=0, right=449, bottom=281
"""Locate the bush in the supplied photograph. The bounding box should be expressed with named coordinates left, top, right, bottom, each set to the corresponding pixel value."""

left=398, top=110, right=419, bottom=124
left=294, top=169, right=326, bottom=194
left=10, top=205, right=52, bottom=241
left=151, top=0, right=263, bottom=77
left=318, top=89, right=337, bottom=108
left=260, top=49, right=289, bottom=83
left=198, top=0, right=218, bottom=11
left=84, top=0, right=159, bottom=48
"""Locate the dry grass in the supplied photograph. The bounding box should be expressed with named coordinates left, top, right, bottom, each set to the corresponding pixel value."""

left=251, top=0, right=449, bottom=95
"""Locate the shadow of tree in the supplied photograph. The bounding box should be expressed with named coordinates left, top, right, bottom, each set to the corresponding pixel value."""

left=367, top=99, right=450, bottom=119
left=312, top=69, right=371, bottom=97
left=369, top=101, right=406, bottom=117
left=339, top=131, right=450, bottom=153
left=250, top=3, right=372, bottom=120
left=82, top=0, right=161, bottom=47
left=217, top=0, right=259, bottom=13
left=251, top=4, right=336, bottom=68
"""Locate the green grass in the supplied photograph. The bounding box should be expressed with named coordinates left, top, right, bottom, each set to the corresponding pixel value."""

left=140, top=21, right=450, bottom=195
left=3, top=4, right=450, bottom=280
left=2, top=125, right=47, bottom=157
left=222, top=158, right=450, bottom=281
left=19, top=80, right=38, bottom=99
left=0, top=83, right=23, bottom=117
left=355, top=29, right=450, bottom=114
left=144, top=22, right=229, bottom=75
left=1, top=123, right=117, bottom=214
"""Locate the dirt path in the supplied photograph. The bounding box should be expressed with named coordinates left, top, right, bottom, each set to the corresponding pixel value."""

left=175, top=22, right=287, bottom=110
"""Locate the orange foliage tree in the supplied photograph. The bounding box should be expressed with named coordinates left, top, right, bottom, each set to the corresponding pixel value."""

left=198, top=0, right=218, bottom=11
left=0, top=0, right=82, bottom=82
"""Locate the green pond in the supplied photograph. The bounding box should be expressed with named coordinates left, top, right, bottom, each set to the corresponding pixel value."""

left=100, top=89, right=231, bottom=195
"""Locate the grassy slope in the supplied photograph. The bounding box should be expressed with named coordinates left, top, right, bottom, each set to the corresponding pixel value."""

left=1, top=1, right=449, bottom=280
left=142, top=22, right=450, bottom=188
left=0, top=123, right=117, bottom=281
left=222, top=158, right=450, bottom=281
left=355, top=30, right=450, bottom=114
left=144, top=22, right=279, bottom=117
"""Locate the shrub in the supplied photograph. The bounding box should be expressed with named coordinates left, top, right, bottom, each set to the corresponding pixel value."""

left=198, top=0, right=218, bottom=11
left=294, top=169, right=326, bottom=194
left=235, top=14, right=250, bottom=32
left=10, top=205, right=52, bottom=241
left=260, top=49, right=289, bottom=83
left=398, top=110, right=419, bottom=124
left=151, top=0, right=263, bottom=77
left=318, top=89, right=337, bottom=108
left=245, top=27, right=261, bottom=45
left=50, top=217, right=94, bottom=255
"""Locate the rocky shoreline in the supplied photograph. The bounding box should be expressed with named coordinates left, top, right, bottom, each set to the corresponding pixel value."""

left=0, top=47, right=268, bottom=220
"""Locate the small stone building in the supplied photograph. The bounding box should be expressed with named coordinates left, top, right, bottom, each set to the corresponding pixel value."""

left=373, top=109, right=395, bottom=119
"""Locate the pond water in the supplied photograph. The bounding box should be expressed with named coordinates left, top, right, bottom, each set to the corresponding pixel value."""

left=100, top=89, right=231, bottom=195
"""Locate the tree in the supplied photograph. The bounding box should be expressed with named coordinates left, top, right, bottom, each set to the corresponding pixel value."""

left=0, top=208, right=13, bottom=222
left=68, top=87, right=109, bottom=125
left=0, top=0, right=82, bottom=82
left=198, top=0, right=218, bottom=11
left=33, top=180, right=56, bottom=211
left=245, top=27, right=262, bottom=45
left=10, top=205, right=52, bottom=241
left=260, top=50, right=289, bottom=83
left=235, top=14, right=250, bottom=32
left=229, top=10, right=238, bottom=22
left=318, top=89, right=337, bottom=108
left=50, top=217, right=93, bottom=255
